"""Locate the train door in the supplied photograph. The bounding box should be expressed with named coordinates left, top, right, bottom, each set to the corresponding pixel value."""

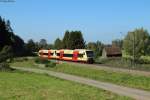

left=48, top=50, right=51, bottom=59
left=73, top=51, right=79, bottom=61
left=40, top=50, right=43, bottom=58
left=60, top=51, right=64, bottom=59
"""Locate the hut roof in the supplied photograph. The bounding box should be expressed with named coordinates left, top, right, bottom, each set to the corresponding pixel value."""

left=104, top=46, right=122, bottom=56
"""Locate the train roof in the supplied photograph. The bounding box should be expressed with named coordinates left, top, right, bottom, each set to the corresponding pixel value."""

left=39, top=49, right=93, bottom=52
left=74, top=49, right=93, bottom=51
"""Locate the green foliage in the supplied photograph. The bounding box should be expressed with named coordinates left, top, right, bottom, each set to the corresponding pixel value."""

left=34, top=57, right=49, bottom=64
left=34, top=57, right=56, bottom=67
left=87, top=41, right=104, bottom=58
left=0, top=63, right=12, bottom=71
left=138, top=56, right=150, bottom=64
left=10, top=58, right=150, bottom=91
left=112, top=39, right=123, bottom=49
left=0, top=16, right=26, bottom=57
left=62, top=30, right=70, bottom=49
left=95, top=57, right=150, bottom=71
left=96, top=57, right=132, bottom=67
left=0, top=17, right=12, bottom=50
left=38, top=39, right=48, bottom=49
left=0, top=45, right=13, bottom=63
left=69, top=31, right=85, bottom=49
left=45, top=62, right=56, bottom=68
left=123, top=28, right=150, bottom=60
left=54, top=38, right=62, bottom=49
left=13, top=57, right=28, bottom=62
left=49, top=63, right=150, bottom=91
left=58, top=30, right=86, bottom=49
left=11, top=34, right=26, bottom=56
left=47, top=44, right=54, bottom=49
left=26, top=39, right=36, bottom=53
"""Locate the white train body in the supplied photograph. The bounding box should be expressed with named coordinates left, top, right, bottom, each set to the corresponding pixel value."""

left=38, top=49, right=94, bottom=63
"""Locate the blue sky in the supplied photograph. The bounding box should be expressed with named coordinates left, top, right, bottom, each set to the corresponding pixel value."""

left=0, top=0, right=150, bottom=44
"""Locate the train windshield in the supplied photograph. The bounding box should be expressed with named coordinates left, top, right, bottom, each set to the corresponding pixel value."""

left=86, top=51, right=94, bottom=57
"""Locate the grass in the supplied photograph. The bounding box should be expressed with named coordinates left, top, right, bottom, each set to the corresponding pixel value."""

left=0, top=71, right=132, bottom=100
left=95, top=57, right=150, bottom=71
left=48, top=63, right=150, bottom=91
left=10, top=58, right=150, bottom=91
left=11, top=58, right=37, bottom=68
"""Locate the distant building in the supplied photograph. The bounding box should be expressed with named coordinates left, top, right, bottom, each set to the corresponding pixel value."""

left=102, top=45, right=122, bottom=58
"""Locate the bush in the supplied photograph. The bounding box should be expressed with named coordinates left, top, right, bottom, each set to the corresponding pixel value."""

left=139, top=56, right=150, bottom=64
left=95, top=57, right=109, bottom=64
left=34, top=57, right=49, bottom=64
left=0, top=63, right=12, bottom=71
left=45, top=62, right=56, bottom=68
left=96, top=57, right=133, bottom=68
left=13, top=57, right=28, bottom=62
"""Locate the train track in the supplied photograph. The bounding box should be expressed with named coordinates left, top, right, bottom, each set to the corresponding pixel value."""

left=55, top=60, right=150, bottom=77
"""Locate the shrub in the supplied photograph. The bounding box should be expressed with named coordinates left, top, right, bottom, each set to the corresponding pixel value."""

left=139, top=56, right=150, bottom=64
left=13, top=57, right=28, bottom=62
left=34, top=57, right=49, bottom=64
left=96, top=57, right=133, bottom=68
left=45, top=62, right=56, bottom=68
left=0, top=63, right=12, bottom=71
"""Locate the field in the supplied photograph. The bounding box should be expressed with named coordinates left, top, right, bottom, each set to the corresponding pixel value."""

left=10, top=58, right=150, bottom=91
left=95, top=57, right=150, bottom=71
left=0, top=71, right=132, bottom=100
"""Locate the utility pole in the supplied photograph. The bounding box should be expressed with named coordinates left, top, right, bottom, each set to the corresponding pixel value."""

left=133, top=32, right=135, bottom=69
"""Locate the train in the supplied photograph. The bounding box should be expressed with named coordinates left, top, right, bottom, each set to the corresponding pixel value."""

left=38, top=49, right=94, bottom=63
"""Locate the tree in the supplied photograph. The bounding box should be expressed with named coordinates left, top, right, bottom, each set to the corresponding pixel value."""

left=0, top=17, right=12, bottom=50
left=47, top=44, right=54, bottom=49
left=87, top=42, right=97, bottom=50
left=0, top=16, right=26, bottom=57
left=0, top=45, right=13, bottom=63
left=69, top=31, right=85, bottom=49
left=54, top=38, right=62, bottom=49
left=62, top=30, right=70, bottom=49
left=26, top=39, right=36, bottom=54
left=112, top=39, right=123, bottom=49
left=87, top=41, right=104, bottom=58
left=11, top=34, right=25, bottom=56
left=123, top=28, right=150, bottom=60
left=95, top=41, right=104, bottom=57
left=39, top=39, right=48, bottom=49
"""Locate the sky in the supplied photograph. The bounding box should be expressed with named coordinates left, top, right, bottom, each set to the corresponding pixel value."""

left=0, top=0, right=150, bottom=44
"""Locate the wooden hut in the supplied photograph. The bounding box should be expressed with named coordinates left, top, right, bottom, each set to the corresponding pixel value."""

left=102, top=45, right=122, bottom=58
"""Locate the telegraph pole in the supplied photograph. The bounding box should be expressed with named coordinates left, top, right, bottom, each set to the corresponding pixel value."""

left=133, top=32, right=135, bottom=69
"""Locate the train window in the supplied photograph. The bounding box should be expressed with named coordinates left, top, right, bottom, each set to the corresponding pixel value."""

left=86, top=51, right=94, bottom=57
left=39, top=52, right=43, bottom=55
left=63, top=54, right=73, bottom=57
left=43, top=53, right=48, bottom=55
left=78, top=54, right=83, bottom=58
left=57, top=53, right=60, bottom=56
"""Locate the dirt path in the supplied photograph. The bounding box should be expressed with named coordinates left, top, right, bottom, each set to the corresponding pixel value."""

left=12, top=66, right=150, bottom=100
left=62, top=61, right=150, bottom=77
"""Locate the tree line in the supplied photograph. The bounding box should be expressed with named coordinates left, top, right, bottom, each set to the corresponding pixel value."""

left=0, top=17, right=26, bottom=62
left=21, top=26, right=150, bottom=61
left=1, top=16, right=150, bottom=63
left=26, top=30, right=104, bottom=58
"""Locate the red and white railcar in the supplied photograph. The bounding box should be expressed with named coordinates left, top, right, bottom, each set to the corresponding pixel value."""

left=38, top=49, right=94, bottom=63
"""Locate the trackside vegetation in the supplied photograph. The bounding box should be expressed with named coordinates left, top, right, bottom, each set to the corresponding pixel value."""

left=10, top=58, right=150, bottom=91
left=45, top=63, right=150, bottom=91
left=0, top=71, right=132, bottom=100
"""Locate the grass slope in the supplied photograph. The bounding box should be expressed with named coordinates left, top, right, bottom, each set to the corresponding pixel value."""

left=0, top=71, right=131, bottom=100
left=11, top=58, right=150, bottom=91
